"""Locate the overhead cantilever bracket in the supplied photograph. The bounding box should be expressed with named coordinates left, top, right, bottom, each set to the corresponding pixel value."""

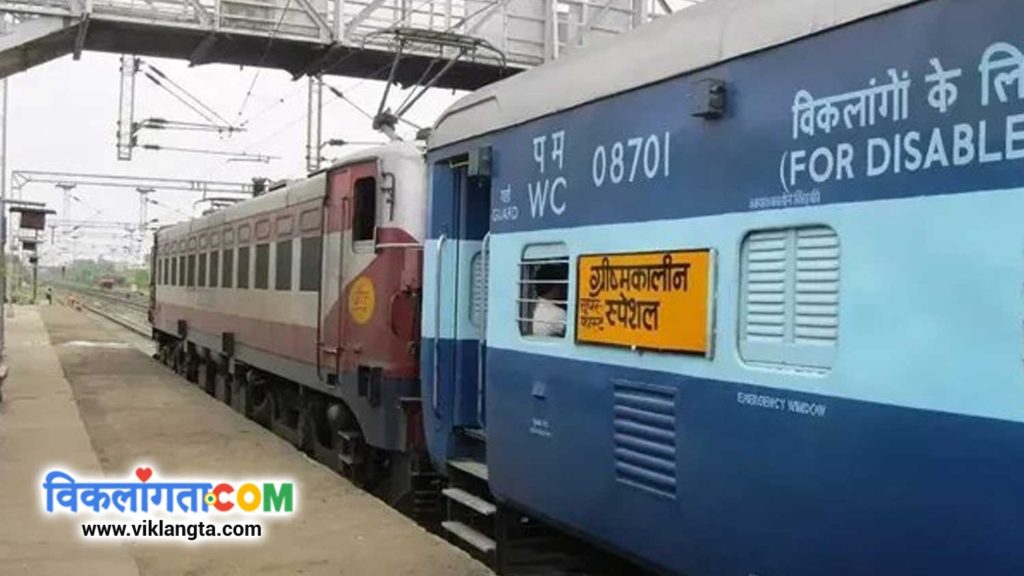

left=366, top=27, right=507, bottom=139
left=363, top=26, right=507, bottom=68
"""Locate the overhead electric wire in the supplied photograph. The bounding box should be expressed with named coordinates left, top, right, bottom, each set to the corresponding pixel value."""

left=140, top=60, right=235, bottom=128
left=235, top=0, right=296, bottom=121
left=238, top=60, right=396, bottom=153
left=142, top=71, right=225, bottom=128
left=238, top=82, right=307, bottom=128
left=139, top=143, right=278, bottom=162
left=137, top=118, right=243, bottom=135
left=147, top=197, right=193, bottom=221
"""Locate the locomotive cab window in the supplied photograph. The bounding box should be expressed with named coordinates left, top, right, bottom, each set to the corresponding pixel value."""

left=739, top=225, right=840, bottom=370
left=518, top=244, right=570, bottom=338
left=352, top=177, right=376, bottom=245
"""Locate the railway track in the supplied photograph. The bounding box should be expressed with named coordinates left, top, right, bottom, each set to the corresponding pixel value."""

left=55, top=285, right=151, bottom=337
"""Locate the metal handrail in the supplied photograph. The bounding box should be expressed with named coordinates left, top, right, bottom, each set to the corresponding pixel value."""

left=431, top=233, right=445, bottom=414
left=476, top=231, right=489, bottom=426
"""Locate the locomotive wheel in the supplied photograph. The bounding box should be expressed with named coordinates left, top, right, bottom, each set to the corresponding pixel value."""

left=214, top=369, right=232, bottom=405
left=250, top=378, right=272, bottom=428
left=230, top=370, right=248, bottom=416
left=185, top=347, right=199, bottom=384
left=196, top=355, right=211, bottom=393
left=296, top=402, right=315, bottom=455
left=202, top=355, right=216, bottom=396
left=311, top=403, right=339, bottom=468
left=172, top=343, right=186, bottom=376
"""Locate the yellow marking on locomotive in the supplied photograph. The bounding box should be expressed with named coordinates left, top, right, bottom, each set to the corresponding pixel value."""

left=348, top=276, right=376, bottom=325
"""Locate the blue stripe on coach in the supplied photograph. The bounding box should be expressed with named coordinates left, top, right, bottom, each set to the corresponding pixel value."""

left=484, top=346, right=1024, bottom=576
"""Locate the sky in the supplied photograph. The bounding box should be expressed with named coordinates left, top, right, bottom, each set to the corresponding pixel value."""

left=6, top=52, right=465, bottom=265
left=5, top=0, right=707, bottom=267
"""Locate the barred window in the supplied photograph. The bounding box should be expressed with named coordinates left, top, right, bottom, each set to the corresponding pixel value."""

left=517, top=244, right=569, bottom=338
left=255, top=243, right=270, bottom=290
left=237, top=246, right=250, bottom=289
left=740, top=225, right=840, bottom=370
left=178, top=256, right=185, bottom=286
left=187, top=254, right=196, bottom=287
left=275, top=239, right=292, bottom=291
left=299, top=236, right=321, bottom=292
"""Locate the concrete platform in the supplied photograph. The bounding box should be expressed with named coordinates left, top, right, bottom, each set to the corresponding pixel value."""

left=0, top=305, right=141, bottom=576
left=1, top=305, right=492, bottom=576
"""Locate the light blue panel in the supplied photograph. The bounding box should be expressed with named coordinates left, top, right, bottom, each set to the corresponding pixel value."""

left=486, top=187, right=1024, bottom=423
left=422, top=238, right=484, bottom=340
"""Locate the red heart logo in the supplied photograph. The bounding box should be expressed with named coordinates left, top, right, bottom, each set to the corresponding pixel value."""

left=135, top=467, right=153, bottom=483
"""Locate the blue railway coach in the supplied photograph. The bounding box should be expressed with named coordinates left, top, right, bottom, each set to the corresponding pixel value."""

left=422, top=0, right=1024, bottom=573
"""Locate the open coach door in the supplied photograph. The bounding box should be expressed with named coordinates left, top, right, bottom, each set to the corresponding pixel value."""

left=427, top=146, right=502, bottom=562
left=431, top=148, right=492, bottom=446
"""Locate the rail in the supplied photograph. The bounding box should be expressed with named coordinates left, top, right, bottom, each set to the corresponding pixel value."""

left=55, top=284, right=151, bottom=336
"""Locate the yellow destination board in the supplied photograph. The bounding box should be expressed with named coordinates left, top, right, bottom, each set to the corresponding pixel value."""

left=575, top=250, right=712, bottom=354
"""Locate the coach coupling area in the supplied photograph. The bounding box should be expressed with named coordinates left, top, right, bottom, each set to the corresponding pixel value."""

left=0, top=304, right=492, bottom=576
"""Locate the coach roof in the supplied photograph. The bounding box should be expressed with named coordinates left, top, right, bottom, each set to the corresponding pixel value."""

left=428, top=0, right=923, bottom=149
